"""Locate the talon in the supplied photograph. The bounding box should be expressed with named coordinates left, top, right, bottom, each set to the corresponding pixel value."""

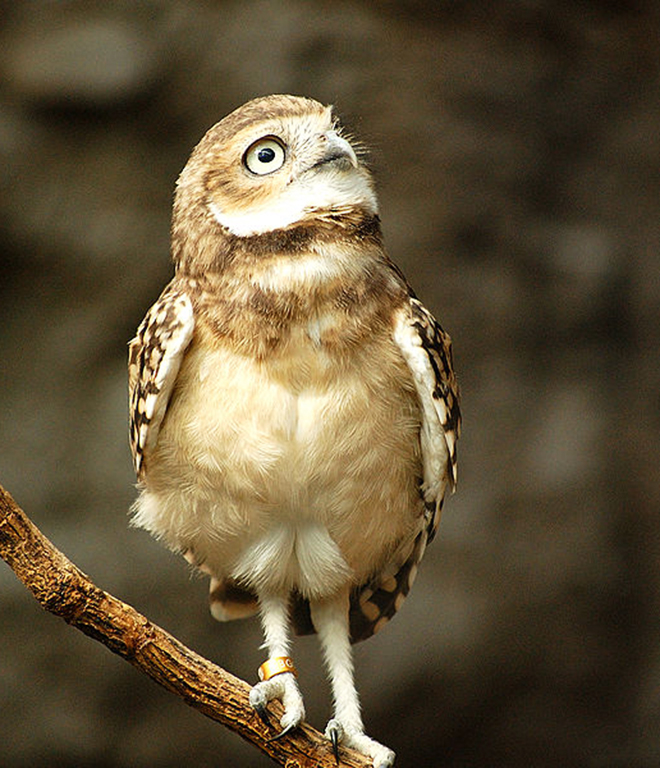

left=249, top=686, right=272, bottom=726
left=266, top=721, right=298, bottom=742
left=253, top=702, right=270, bottom=727
left=324, top=718, right=393, bottom=767
left=331, top=728, right=340, bottom=764
left=326, top=719, right=343, bottom=764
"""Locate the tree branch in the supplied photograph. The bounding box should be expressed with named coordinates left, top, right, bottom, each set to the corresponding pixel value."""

left=0, top=482, right=371, bottom=768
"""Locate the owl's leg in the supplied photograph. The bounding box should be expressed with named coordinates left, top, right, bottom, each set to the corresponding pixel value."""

left=249, top=593, right=305, bottom=737
left=311, top=591, right=395, bottom=768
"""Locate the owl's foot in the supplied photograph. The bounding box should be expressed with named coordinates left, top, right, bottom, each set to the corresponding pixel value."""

left=325, top=718, right=395, bottom=768
left=249, top=671, right=305, bottom=738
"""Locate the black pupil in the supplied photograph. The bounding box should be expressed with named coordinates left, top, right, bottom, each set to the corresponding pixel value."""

left=258, top=146, right=276, bottom=164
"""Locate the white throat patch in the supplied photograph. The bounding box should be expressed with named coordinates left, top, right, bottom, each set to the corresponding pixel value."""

left=209, top=168, right=378, bottom=237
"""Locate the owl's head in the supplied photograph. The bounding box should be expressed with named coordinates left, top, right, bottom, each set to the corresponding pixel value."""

left=173, top=95, right=378, bottom=243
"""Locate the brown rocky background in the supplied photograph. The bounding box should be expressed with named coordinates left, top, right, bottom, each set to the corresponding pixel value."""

left=1, top=2, right=658, bottom=766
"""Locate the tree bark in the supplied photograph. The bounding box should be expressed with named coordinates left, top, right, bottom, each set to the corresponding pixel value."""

left=0, top=482, right=371, bottom=768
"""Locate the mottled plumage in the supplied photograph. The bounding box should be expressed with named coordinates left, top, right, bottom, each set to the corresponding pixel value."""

left=128, top=94, right=460, bottom=767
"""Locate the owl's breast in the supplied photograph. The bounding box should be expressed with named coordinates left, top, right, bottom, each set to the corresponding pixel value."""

left=135, top=312, right=423, bottom=588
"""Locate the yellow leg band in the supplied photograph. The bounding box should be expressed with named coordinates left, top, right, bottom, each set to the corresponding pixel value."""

left=258, top=656, right=297, bottom=682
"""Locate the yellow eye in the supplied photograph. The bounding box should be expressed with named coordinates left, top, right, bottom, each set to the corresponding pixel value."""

left=243, top=137, right=286, bottom=175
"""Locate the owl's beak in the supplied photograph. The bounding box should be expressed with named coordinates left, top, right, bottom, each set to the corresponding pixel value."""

left=313, top=131, right=358, bottom=170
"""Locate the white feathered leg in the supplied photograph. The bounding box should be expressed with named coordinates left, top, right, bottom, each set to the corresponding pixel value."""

left=249, top=593, right=305, bottom=737
left=311, top=591, right=395, bottom=768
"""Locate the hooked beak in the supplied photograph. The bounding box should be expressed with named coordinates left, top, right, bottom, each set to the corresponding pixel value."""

left=312, top=131, right=358, bottom=170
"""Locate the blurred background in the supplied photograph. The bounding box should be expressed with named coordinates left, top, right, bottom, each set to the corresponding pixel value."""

left=1, top=1, right=658, bottom=766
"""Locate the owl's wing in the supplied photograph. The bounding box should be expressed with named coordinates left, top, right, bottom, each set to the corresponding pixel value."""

left=345, top=297, right=461, bottom=643
left=128, top=287, right=195, bottom=480
left=393, top=297, right=460, bottom=507
left=129, top=289, right=259, bottom=624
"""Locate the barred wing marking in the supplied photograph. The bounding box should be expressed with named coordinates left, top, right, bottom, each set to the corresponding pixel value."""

left=393, top=297, right=460, bottom=502
left=128, top=288, right=194, bottom=479
left=344, top=298, right=461, bottom=643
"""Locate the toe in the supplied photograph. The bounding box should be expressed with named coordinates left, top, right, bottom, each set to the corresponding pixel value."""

left=249, top=682, right=275, bottom=718
left=325, top=721, right=395, bottom=768
left=249, top=673, right=305, bottom=737
left=279, top=675, right=305, bottom=731
left=371, top=746, right=396, bottom=768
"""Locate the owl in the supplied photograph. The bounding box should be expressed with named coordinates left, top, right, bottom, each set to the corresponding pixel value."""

left=128, top=94, right=460, bottom=767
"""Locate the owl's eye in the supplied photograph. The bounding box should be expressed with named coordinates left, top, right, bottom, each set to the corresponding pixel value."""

left=243, top=137, right=286, bottom=175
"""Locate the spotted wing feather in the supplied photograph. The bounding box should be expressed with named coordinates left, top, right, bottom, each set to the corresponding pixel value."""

left=395, top=298, right=460, bottom=507
left=344, top=298, right=461, bottom=643
left=128, top=288, right=194, bottom=479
